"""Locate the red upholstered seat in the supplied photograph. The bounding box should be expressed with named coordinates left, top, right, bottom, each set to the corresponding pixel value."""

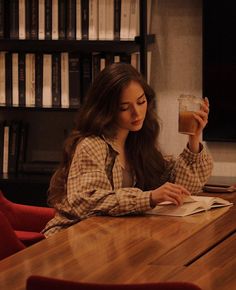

left=26, top=276, right=202, bottom=290
left=0, top=190, right=55, bottom=247
left=0, top=211, right=26, bottom=260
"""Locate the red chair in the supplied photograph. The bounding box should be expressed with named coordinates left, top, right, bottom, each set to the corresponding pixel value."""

left=0, top=191, right=55, bottom=246
left=26, top=276, right=202, bottom=290
left=0, top=211, right=26, bottom=260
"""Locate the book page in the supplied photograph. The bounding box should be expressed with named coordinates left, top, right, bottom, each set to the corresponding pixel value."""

left=146, top=195, right=233, bottom=217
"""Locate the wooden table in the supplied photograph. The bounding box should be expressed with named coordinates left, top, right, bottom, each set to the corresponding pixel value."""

left=0, top=192, right=236, bottom=290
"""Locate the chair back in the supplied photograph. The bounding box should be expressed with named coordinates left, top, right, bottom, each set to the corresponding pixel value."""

left=26, top=276, right=202, bottom=290
left=0, top=190, right=55, bottom=232
left=0, top=211, right=25, bottom=260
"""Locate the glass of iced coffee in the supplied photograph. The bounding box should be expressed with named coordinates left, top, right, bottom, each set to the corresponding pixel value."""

left=178, top=94, right=203, bottom=135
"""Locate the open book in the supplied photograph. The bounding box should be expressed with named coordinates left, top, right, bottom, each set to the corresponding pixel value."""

left=146, top=195, right=233, bottom=217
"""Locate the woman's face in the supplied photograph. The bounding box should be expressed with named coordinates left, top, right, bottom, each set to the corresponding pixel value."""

left=116, top=81, right=147, bottom=134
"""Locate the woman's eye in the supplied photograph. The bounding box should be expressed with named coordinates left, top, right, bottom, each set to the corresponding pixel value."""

left=137, top=100, right=146, bottom=105
left=119, top=106, right=129, bottom=111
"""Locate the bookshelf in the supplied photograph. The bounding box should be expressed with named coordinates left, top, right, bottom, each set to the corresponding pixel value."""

left=0, top=0, right=155, bottom=206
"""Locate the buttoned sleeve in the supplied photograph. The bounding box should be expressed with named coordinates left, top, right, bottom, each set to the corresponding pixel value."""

left=167, top=144, right=213, bottom=194
left=67, top=137, right=152, bottom=218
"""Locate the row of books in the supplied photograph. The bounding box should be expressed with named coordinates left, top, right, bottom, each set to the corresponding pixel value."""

left=0, top=0, right=152, bottom=41
left=0, top=120, right=28, bottom=174
left=0, top=51, right=141, bottom=108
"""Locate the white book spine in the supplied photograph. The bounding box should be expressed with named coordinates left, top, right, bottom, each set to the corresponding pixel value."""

left=38, top=0, right=45, bottom=39
left=98, top=0, right=106, bottom=40
left=43, top=54, right=52, bottom=107
left=76, top=0, right=82, bottom=40
left=25, top=54, right=31, bottom=106
left=89, top=0, right=98, bottom=40
left=61, top=52, right=69, bottom=108
left=3, top=125, right=9, bottom=174
left=120, top=0, right=131, bottom=40
left=19, top=0, right=26, bottom=39
left=105, top=0, right=114, bottom=40
left=129, top=0, right=139, bottom=39
left=12, top=53, right=19, bottom=106
left=0, top=52, right=6, bottom=105
left=52, top=0, right=59, bottom=39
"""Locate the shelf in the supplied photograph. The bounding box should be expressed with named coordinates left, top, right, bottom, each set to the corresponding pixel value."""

left=0, top=173, right=51, bottom=185
left=0, top=105, right=79, bottom=112
left=0, top=35, right=155, bottom=53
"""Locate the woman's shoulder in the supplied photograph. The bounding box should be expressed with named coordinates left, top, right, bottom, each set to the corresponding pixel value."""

left=75, top=136, right=108, bottom=156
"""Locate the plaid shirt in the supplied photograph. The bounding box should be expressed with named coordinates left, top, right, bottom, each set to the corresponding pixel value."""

left=43, top=136, right=213, bottom=237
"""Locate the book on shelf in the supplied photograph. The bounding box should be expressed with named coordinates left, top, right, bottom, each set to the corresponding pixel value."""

left=38, top=0, right=45, bottom=40
left=146, top=195, right=233, bottom=217
left=52, top=0, right=59, bottom=40
left=52, top=52, right=61, bottom=107
left=58, top=0, right=66, bottom=39
left=43, top=54, right=52, bottom=107
left=45, top=0, right=52, bottom=40
left=68, top=52, right=80, bottom=108
left=61, top=52, right=69, bottom=108
left=76, top=0, right=82, bottom=40
left=114, top=0, right=121, bottom=40
left=0, top=0, right=5, bottom=39
left=105, top=0, right=114, bottom=40
left=12, top=53, right=19, bottom=106
left=8, top=121, right=21, bottom=173
left=9, top=0, right=19, bottom=39
left=67, top=0, right=76, bottom=40
left=120, top=0, right=131, bottom=40
left=81, top=0, right=89, bottom=40
left=98, top=0, right=105, bottom=40
left=88, top=0, right=98, bottom=40
left=5, top=52, right=13, bottom=106
left=0, top=51, right=6, bottom=106
left=35, top=52, right=43, bottom=107
left=18, top=52, right=26, bottom=106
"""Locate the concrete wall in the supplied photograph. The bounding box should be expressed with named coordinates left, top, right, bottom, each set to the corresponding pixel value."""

left=150, top=0, right=236, bottom=177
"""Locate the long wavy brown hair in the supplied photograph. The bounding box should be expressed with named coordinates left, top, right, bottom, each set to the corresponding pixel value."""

left=48, top=63, right=167, bottom=206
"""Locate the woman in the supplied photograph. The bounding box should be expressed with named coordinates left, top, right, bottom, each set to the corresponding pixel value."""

left=43, top=63, right=213, bottom=237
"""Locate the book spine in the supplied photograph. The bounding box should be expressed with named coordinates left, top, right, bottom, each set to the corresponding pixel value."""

left=18, top=52, right=26, bottom=107
left=9, top=0, right=19, bottom=39
left=5, top=52, right=12, bottom=106
left=52, top=52, right=61, bottom=108
left=19, top=0, right=26, bottom=39
left=52, top=0, right=59, bottom=39
left=114, top=0, right=121, bottom=40
left=12, top=53, right=19, bottom=106
left=61, top=52, right=69, bottom=108
left=98, top=0, right=105, bottom=40
left=38, top=0, right=45, bottom=39
left=3, top=121, right=10, bottom=174
left=35, top=53, right=43, bottom=107
left=58, top=0, right=66, bottom=39
left=0, top=51, right=6, bottom=105
left=18, top=122, right=28, bottom=173
left=120, top=0, right=131, bottom=40
left=88, top=0, right=97, bottom=40
left=0, top=0, right=5, bottom=39
left=76, top=0, right=81, bottom=40
left=25, top=0, right=32, bottom=39
left=81, top=54, right=92, bottom=101
left=0, top=121, right=4, bottom=173
left=8, top=121, right=21, bottom=173
left=31, top=0, right=39, bottom=39
left=105, top=0, right=114, bottom=40
left=129, top=0, right=139, bottom=40
left=67, top=0, right=76, bottom=40
left=25, top=53, right=35, bottom=107
left=81, top=0, right=89, bottom=40
left=69, top=52, right=80, bottom=108
left=43, top=54, right=52, bottom=107
left=45, top=0, right=52, bottom=40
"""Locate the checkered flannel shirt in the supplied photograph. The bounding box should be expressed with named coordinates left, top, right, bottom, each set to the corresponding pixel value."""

left=43, top=136, right=213, bottom=237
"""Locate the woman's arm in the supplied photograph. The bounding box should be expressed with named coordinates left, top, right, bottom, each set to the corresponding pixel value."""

left=66, top=138, right=153, bottom=218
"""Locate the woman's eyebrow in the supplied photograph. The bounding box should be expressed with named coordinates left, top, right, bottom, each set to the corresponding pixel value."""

left=120, top=93, right=145, bottom=105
